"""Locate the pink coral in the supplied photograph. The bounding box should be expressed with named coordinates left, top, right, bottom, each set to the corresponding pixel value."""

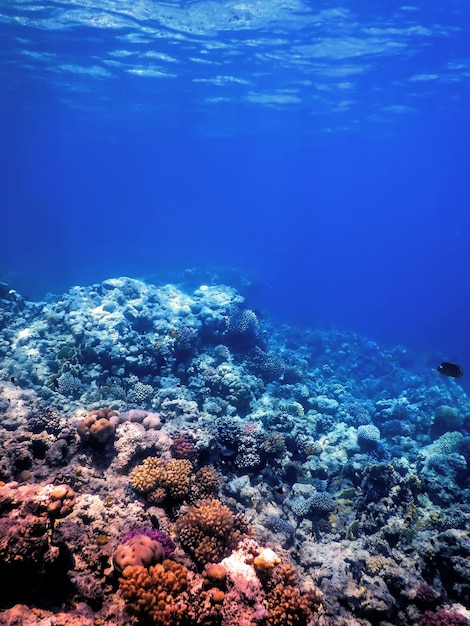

left=171, top=434, right=197, bottom=460
left=419, top=609, right=470, bottom=625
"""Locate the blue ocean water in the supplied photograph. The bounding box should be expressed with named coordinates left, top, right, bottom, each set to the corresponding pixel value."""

left=1, top=0, right=469, bottom=367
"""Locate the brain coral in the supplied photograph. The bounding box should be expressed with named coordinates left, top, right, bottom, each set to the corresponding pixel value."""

left=175, top=498, right=236, bottom=568
left=113, top=534, right=165, bottom=575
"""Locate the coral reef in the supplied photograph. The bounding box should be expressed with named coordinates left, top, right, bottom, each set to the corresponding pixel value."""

left=0, top=276, right=470, bottom=625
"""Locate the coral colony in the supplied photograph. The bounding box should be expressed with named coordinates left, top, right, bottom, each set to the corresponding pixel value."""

left=0, top=276, right=470, bottom=624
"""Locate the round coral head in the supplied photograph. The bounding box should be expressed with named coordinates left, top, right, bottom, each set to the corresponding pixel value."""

left=206, top=563, right=227, bottom=588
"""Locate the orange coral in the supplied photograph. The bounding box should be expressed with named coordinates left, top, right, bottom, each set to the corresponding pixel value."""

left=261, top=563, right=323, bottom=626
left=265, top=582, right=315, bottom=626
left=175, top=498, right=236, bottom=568
left=119, top=560, right=191, bottom=626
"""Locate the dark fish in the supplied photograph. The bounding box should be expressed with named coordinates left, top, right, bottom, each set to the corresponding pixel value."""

left=10, top=376, right=16, bottom=383
left=53, top=378, right=60, bottom=390
left=437, top=361, right=463, bottom=378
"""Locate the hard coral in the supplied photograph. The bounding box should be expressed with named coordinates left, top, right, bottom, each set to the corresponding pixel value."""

left=129, top=456, right=192, bottom=503
left=419, top=609, right=470, bottom=625
left=265, top=583, right=316, bottom=626
left=262, top=563, right=322, bottom=626
left=121, top=528, right=176, bottom=558
left=47, top=484, right=76, bottom=520
left=171, top=434, right=197, bottom=460
left=113, top=534, right=165, bottom=575
left=191, top=466, right=221, bottom=502
left=119, top=560, right=192, bottom=625
left=176, top=498, right=236, bottom=568
left=0, top=482, right=74, bottom=607
left=77, top=408, right=117, bottom=445
left=253, top=548, right=281, bottom=573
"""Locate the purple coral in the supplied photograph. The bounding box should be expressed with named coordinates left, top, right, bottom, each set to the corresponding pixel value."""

left=419, top=609, right=470, bottom=625
left=121, top=528, right=175, bottom=558
left=171, top=434, right=197, bottom=460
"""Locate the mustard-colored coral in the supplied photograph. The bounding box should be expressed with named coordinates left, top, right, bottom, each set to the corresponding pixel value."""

left=175, top=498, right=235, bottom=568
left=253, top=548, right=281, bottom=573
left=130, top=457, right=166, bottom=494
left=165, top=459, right=192, bottom=500
left=129, top=456, right=192, bottom=503
left=119, top=560, right=191, bottom=625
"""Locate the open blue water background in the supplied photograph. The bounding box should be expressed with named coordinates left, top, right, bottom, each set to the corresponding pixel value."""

left=1, top=0, right=469, bottom=369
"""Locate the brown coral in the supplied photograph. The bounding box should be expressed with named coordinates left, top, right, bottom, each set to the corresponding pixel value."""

left=262, top=563, right=323, bottom=626
left=265, top=583, right=316, bottom=626
left=77, top=408, right=117, bottom=445
left=175, top=498, right=236, bottom=568
left=191, top=466, right=220, bottom=502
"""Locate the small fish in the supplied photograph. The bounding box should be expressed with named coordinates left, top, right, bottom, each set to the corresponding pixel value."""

left=53, top=378, right=60, bottom=390
left=10, top=376, right=16, bottom=383
left=437, top=361, right=463, bottom=378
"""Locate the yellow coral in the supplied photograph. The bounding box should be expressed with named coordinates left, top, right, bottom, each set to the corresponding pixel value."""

left=165, top=459, right=192, bottom=500
left=129, top=456, right=192, bottom=502
left=253, top=548, right=281, bottom=573
left=129, top=457, right=165, bottom=494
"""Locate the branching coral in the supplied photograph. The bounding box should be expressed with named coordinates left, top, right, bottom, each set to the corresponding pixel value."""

left=119, top=560, right=192, bottom=625
left=129, top=456, right=192, bottom=503
left=175, top=498, right=237, bottom=568
left=262, top=562, right=322, bottom=626
left=190, top=466, right=221, bottom=502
